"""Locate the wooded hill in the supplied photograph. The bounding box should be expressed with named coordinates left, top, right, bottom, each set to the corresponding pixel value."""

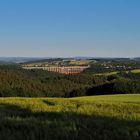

left=0, top=65, right=139, bottom=97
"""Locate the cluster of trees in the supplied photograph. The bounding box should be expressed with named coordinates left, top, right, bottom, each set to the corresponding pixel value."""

left=0, top=65, right=139, bottom=97
left=114, top=72, right=140, bottom=93
left=85, top=59, right=140, bottom=74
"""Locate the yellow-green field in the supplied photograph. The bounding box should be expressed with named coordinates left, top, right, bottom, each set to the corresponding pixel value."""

left=128, top=69, right=140, bottom=73
left=95, top=69, right=140, bottom=76
left=69, top=60, right=94, bottom=65
left=95, top=71, right=118, bottom=76
left=0, top=94, right=140, bottom=139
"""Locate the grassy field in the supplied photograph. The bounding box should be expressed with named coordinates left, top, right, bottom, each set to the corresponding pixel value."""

left=0, top=94, right=140, bottom=140
left=95, top=69, right=140, bottom=76
left=69, top=60, right=94, bottom=66
left=129, top=69, right=140, bottom=73
left=95, top=71, right=118, bottom=76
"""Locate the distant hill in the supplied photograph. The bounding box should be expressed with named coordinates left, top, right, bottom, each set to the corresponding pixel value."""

left=132, top=57, right=140, bottom=61
left=0, top=57, right=47, bottom=64
left=0, top=57, right=139, bottom=64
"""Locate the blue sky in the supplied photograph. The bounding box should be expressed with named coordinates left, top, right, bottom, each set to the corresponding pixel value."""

left=0, top=0, right=140, bottom=57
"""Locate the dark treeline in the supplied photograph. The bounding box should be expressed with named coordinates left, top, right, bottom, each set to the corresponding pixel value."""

left=0, top=65, right=139, bottom=97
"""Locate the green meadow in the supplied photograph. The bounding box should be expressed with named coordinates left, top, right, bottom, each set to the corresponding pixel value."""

left=94, top=69, right=140, bottom=76
left=129, top=69, right=140, bottom=73
left=0, top=94, right=140, bottom=140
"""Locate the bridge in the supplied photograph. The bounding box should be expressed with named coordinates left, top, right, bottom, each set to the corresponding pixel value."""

left=22, top=66, right=89, bottom=74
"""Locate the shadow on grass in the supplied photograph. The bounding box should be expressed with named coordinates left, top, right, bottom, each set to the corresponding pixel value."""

left=0, top=103, right=139, bottom=140
left=42, top=100, right=56, bottom=106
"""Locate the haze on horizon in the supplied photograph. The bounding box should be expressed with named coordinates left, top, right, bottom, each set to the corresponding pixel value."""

left=0, top=0, right=140, bottom=58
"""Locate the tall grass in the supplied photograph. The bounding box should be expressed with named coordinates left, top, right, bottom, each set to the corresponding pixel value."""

left=0, top=94, right=140, bottom=140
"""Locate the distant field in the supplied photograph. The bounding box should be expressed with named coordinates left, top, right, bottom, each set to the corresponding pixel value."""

left=95, top=69, right=140, bottom=76
left=0, top=94, right=140, bottom=140
left=95, top=71, right=118, bottom=76
left=69, top=60, right=94, bottom=65
left=129, top=69, right=140, bottom=73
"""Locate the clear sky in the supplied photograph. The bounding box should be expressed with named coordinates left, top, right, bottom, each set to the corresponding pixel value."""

left=0, top=0, right=140, bottom=57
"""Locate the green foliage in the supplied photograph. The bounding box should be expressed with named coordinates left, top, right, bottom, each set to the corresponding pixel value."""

left=114, top=78, right=140, bottom=93
left=0, top=66, right=92, bottom=97
left=0, top=65, right=139, bottom=97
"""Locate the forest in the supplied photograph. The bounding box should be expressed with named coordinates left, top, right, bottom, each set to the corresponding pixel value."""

left=0, top=63, right=140, bottom=140
left=0, top=64, right=139, bottom=97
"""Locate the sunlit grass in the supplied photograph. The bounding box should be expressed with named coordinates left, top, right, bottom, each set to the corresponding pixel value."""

left=94, top=69, right=140, bottom=76
left=129, top=69, right=140, bottom=73
left=0, top=94, right=140, bottom=139
left=69, top=60, right=94, bottom=65
left=94, top=71, right=118, bottom=76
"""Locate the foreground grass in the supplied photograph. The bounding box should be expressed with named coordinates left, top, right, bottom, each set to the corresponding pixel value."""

left=0, top=94, right=140, bottom=140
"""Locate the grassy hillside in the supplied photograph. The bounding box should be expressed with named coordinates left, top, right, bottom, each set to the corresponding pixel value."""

left=95, top=71, right=118, bottom=76
left=94, top=69, right=140, bottom=76
left=69, top=60, right=94, bottom=66
left=73, top=94, right=140, bottom=102
left=0, top=94, right=140, bottom=140
left=129, top=69, right=140, bottom=73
